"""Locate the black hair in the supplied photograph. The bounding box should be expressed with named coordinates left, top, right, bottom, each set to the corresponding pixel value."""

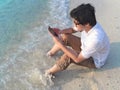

left=70, top=3, right=96, bottom=26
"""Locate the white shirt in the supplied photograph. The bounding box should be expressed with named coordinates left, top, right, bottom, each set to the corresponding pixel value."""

left=81, top=23, right=110, bottom=68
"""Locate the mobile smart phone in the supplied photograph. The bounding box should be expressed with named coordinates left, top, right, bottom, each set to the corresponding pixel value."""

left=48, top=26, right=58, bottom=37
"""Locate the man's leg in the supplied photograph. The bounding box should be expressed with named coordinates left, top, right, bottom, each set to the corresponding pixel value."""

left=61, top=34, right=81, bottom=51
left=46, top=34, right=81, bottom=74
left=47, top=33, right=81, bottom=56
left=61, top=34, right=96, bottom=68
left=75, top=57, right=96, bottom=68
left=46, top=54, right=71, bottom=74
left=47, top=44, right=61, bottom=56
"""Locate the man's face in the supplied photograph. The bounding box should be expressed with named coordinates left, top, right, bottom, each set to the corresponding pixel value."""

left=73, top=19, right=84, bottom=32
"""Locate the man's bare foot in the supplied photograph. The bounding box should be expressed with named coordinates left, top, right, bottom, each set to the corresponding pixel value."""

left=46, top=43, right=61, bottom=57
left=39, top=70, right=55, bottom=86
left=45, top=70, right=55, bottom=79
left=46, top=51, right=55, bottom=57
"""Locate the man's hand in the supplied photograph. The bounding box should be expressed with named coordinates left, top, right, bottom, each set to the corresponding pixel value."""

left=52, top=28, right=61, bottom=35
left=59, top=28, right=76, bottom=34
left=52, top=34, right=63, bottom=47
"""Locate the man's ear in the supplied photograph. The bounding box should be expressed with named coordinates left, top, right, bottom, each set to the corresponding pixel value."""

left=85, top=23, right=90, bottom=27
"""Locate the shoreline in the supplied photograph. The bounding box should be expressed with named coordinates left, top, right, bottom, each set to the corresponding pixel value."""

left=58, top=0, right=120, bottom=90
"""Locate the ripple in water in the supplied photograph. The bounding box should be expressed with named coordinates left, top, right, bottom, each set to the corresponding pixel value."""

left=0, top=0, right=12, bottom=6
left=0, top=0, right=47, bottom=57
left=0, top=0, right=71, bottom=90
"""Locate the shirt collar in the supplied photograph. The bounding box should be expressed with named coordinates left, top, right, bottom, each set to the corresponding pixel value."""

left=87, top=23, right=98, bottom=35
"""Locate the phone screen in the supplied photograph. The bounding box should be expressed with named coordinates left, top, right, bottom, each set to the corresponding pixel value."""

left=48, top=26, right=58, bottom=36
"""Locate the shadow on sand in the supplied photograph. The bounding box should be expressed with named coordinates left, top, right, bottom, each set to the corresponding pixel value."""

left=100, top=42, right=120, bottom=70
left=51, top=42, right=120, bottom=89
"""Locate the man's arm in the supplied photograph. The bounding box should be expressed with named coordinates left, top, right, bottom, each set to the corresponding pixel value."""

left=51, top=28, right=84, bottom=63
left=59, top=28, right=77, bottom=34
left=59, top=42, right=86, bottom=63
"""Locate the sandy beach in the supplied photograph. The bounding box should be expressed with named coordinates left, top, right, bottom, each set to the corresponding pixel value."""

left=51, top=0, right=120, bottom=90
left=0, top=0, right=120, bottom=90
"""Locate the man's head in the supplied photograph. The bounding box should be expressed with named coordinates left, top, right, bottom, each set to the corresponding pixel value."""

left=70, top=3, right=96, bottom=31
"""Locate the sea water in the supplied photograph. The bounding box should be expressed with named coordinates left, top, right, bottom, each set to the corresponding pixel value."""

left=0, top=0, right=71, bottom=90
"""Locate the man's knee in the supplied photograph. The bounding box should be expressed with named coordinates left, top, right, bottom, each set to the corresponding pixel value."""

left=61, top=34, right=70, bottom=41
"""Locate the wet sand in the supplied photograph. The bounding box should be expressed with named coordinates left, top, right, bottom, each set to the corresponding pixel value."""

left=51, top=0, right=120, bottom=90
left=30, top=0, right=120, bottom=90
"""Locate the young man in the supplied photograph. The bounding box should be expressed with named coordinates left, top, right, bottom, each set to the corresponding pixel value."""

left=46, top=3, right=110, bottom=76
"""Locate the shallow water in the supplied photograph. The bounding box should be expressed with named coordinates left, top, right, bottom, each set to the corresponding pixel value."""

left=0, top=0, right=48, bottom=57
left=0, top=0, right=71, bottom=90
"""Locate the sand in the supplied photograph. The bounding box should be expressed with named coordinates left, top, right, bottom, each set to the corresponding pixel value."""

left=37, top=0, right=120, bottom=90
left=50, top=0, right=120, bottom=90
left=1, top=0, right=120, bottom=90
